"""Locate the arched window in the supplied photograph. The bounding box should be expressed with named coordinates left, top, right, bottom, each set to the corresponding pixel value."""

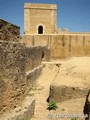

left=38, top=26, right=43, bottom=34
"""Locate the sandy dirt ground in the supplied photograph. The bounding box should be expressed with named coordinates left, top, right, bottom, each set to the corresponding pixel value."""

left=30, top=57, right=90, bottom=120
left=30, top=64, right=59, bottom=120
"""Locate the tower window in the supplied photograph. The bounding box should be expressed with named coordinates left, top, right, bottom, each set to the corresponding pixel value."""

left=38, top=26, right=43, bottom=34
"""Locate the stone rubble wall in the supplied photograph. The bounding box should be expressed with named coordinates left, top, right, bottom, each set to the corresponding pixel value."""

left=0, top=19, right=20, bottom=42
left=0, top=40, right=49, bottom=115
left=0, top=41, right=27, bottom=114
left=25, top=46, right=50, bottom=72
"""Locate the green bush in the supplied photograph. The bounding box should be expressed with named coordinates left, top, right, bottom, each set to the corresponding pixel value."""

left=47, top=101, right=58, bottom=110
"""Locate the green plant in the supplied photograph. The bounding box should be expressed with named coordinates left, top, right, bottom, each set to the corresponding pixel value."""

left=16, top=117, right=28, bottom=120
left=47, top=101, right=58, bottom=110
left=70, top=117, right=77, bottom=120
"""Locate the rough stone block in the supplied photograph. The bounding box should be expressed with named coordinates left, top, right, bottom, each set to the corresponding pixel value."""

left=0, top=97, right=35, bottom=120
left=49, top=57, right=90, bottom=102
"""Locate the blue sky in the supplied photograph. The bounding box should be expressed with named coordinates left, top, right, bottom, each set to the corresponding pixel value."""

left=0, top=0, right=90, bottom=34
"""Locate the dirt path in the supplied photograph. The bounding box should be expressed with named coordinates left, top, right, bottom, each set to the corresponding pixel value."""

left=30, top=63, right=59, bottom=120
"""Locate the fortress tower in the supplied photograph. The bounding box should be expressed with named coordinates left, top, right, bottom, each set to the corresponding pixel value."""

left=24, top=3, right=58, bottom=35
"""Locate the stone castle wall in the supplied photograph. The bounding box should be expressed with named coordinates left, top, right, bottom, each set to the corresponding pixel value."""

left=22, top=34, right=90, bottom=59
left=23, top=3, right=90, bottom=59
left=50, top=34, right=90, bottom=59
left=0, top=40, right=49, bottom=114
left=24, top=3, right=57, bottom=35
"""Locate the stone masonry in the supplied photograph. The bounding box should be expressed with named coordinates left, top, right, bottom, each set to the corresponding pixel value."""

left=24, top=3, right=58, bottom=35
left=23, top=3, right=90, bottom=59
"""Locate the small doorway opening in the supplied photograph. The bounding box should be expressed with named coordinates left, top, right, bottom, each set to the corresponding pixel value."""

left=38, top=26, right=43, bottom=34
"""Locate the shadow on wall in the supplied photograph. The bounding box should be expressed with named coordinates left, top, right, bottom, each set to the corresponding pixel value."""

left=84, top=90, right=90, bottom=120
left=41, top=51, right=45, bottom=60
